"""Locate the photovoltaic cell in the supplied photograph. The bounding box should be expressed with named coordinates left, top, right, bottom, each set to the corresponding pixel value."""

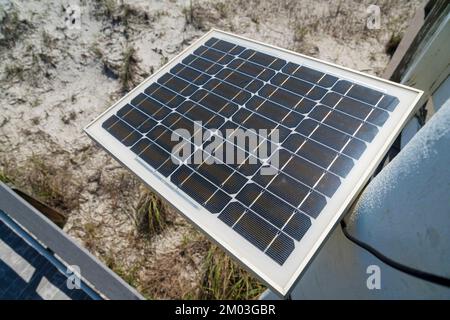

left=100, top=31, right=401, bottom=266
left=86, top=31, right=420, bottom=296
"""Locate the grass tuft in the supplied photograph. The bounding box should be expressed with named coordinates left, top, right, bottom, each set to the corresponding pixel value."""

left=183, top=0, right=228, bottom=31
left=41, top=30, right=55, bottom=48
left=183, top=0, right=207, bottom=31
left=104, top=253, right=141, bottom=288
left=4, top=64, right=24, bottom=81
left=197, top=245, right=266, bottom=300
left=61, top=111, right=77, bottom=124
left=120, top=46, right=140, bottom=93
left=25, top=155, right=79, bottom=212
left=134, top=190, right=172, bottom=236
left=93, top=0, right=117, bottom=20
left=93, top=0, right=150, bottom=27
left=0, top=154, right=81, bottom=213
left=0, top=168, right=12, bottom=184
left=214, top=2, right=228, bottom=19
left=0, top=6, right=30, bottom=47
left=293, top=24, right=308, bottom=43
left=83, top=222, right=99, bottom=252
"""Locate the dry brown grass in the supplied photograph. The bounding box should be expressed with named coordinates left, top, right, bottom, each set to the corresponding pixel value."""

left=293, top=24, right=308, bottom=43
left=93, top=0, right=150, bottom=26
left=0, top=5, right=31, bottom=48
left=3, top=64, right=25, bottom=81
left=120, top=46, right=140, bottom=93
left=134, top=189, right=173, bottom=236
left=183, top=0, right=230, bottom=31
left=82, top=221, right=101, bottom=252
left=138, top=233, right=210, bottom=299
left=1, top=154, right=81, bottom=213
left=0, top=167, right=12, bottom=184
left=196, top=244, right=265, bottom=300
left=103, top=250, right=142, bottom=288
left=97, top=45, right=143, bottom=91
left=98, top=168, right=139, bottom=211
left=2, top=41, right=57, bottom=87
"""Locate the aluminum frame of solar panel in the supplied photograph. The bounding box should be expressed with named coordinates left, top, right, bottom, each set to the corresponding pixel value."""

left=84, top=29, right=423, bottom=297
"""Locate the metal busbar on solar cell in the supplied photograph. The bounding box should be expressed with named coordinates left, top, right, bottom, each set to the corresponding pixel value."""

left=85, top=29, right=423, bottom=297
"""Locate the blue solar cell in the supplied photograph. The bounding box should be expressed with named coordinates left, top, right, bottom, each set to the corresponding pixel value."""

left=98, top=36, right=400, bottom=266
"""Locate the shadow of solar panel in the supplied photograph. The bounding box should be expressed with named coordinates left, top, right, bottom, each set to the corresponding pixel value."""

left=97, top=34, right=401, bottom=267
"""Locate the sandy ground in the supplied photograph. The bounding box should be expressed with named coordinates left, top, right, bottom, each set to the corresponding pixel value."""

left=0, top=0, right=421, bottom=299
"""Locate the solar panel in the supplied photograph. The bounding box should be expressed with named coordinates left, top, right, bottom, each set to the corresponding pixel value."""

left=85, top=29, right=422, bottom=297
